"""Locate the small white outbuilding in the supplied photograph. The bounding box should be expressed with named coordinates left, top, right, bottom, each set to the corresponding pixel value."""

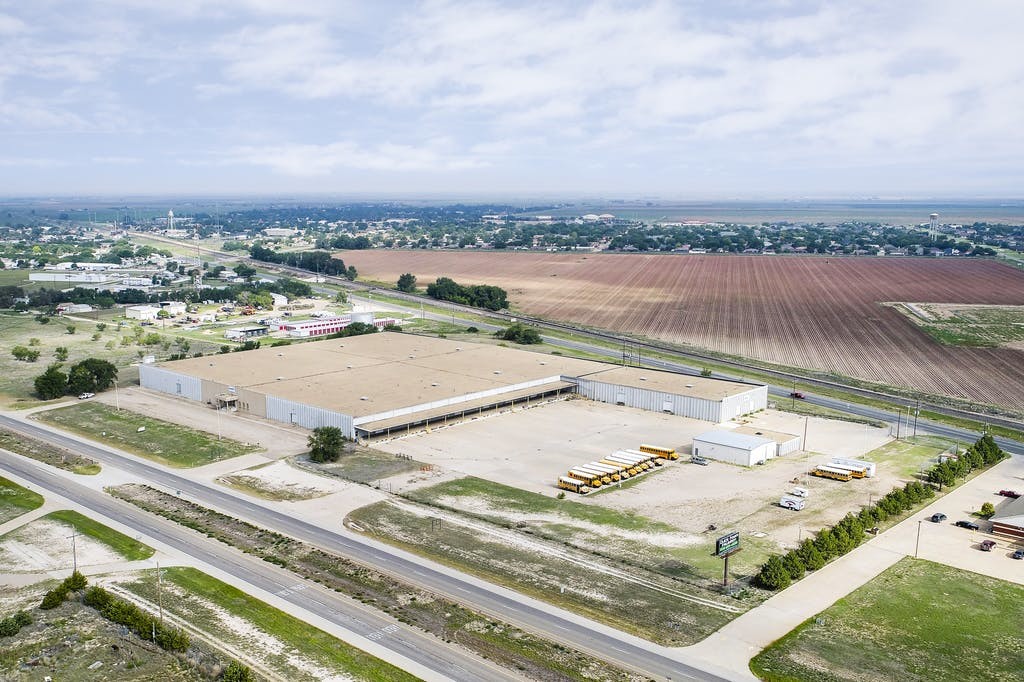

left=693, top=430, right=777, bottom=466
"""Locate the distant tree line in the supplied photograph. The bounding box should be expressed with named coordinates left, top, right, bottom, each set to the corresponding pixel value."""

left=425, top=277, right=508, bottom=311
left=495, top=323, right=542, bottom=344
left=249, top=243, right=356, bottom=279
left=754, top=434, right=1006, bottom=591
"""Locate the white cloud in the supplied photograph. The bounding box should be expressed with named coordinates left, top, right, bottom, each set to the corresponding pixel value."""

left=222, top=139, right=489, bottom=175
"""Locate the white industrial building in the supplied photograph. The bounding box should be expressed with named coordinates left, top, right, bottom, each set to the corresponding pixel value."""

left=139, top=334, right=768, bottom=439
left=30, top=272, right=110, bottom=284
left=125, top=305, right=161, bottom=320
left=692, top=430, right=778, bottom=466
left=572, top=368, right=767, bottom=422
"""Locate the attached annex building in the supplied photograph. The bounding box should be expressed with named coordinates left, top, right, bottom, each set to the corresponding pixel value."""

left=991, top=496, right=1024, bottom=540
left=140, top=333, right=768, bottom=439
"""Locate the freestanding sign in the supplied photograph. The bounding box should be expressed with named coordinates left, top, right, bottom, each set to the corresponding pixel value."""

left=715, top=531, right=740, bottom=557
left=714, top=531, right=742, bottom=586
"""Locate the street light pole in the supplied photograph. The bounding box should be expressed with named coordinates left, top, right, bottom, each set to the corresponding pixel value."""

left=915, top=520, right=922, bottom=558
left=913, top=399, right=920, bottom=438
left=895, top=407, right=903, bottom=440
left=67, top=531, right=81, bottom=573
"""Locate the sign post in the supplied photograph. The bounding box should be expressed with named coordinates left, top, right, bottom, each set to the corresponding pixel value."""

left=714, top=531, right=742, bottom=586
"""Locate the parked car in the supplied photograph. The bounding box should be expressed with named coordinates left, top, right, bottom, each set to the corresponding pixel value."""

left=77, top=392, right=95, bottom=400
left=980, top=540, right=996, bottom=552
left=955, top=520, right=980, bottom=530
left=930, top=513, right=947, bottom=523
left=1012, top=549, right=1024, bottom=560
left=998, top=489, right=1021, bottom=498
left=691, top=456, right=710, bottom=466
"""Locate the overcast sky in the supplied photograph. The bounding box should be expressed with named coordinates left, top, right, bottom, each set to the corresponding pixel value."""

left=1, top=1, right=1022, bottom=198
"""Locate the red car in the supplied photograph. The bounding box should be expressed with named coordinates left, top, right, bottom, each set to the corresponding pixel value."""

left=980, top=540, right=996, bottom=552
left=997, top=490, right=1021, bottom=498
left=790, top=392, right=805, bottom=399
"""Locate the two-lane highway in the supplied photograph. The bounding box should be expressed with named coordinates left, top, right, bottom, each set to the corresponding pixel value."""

left=0, top=415, right=729, bottom=682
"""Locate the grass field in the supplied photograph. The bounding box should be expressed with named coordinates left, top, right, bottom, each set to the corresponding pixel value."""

left=38, top=402, right=260, bottom=467
left=347, top=498, right=743, bottom=645
left=0, top=475, right=44, bottom=524
left=309, top=448, right=422, bottom=483
left=750, top=558, right=1024, bottom=682
left=0, top=425, right=101, bottom=474
left=408, top=476, right=676, bottom=531
left=122, top=567, right=420, bottom=682
left=896, top=303, right=1024, bottom=347
left=862, top=435, right=957, bottom=478
left=42, top=510, right=154, bottom=560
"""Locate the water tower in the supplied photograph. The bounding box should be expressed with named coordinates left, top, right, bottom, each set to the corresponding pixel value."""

left=168, top=210, right=175, bottom=231
left=929, top=213, right=938, bottom=231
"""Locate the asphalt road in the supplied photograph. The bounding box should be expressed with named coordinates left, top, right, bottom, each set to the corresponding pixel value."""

left=0, top=415, right=727, bottom=682
left=0, top=448, right=516, bottom=682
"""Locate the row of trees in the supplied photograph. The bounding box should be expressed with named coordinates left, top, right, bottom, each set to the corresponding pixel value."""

left=249, top=243, right=356, bottom=279
left=494, top=323, right=542, bottom=344
left=84, top=584, right=190, bottom=652
left=755, top=434, right=1006, bottom=591
left=425, top=277, right=508, bottom=311
left=34, top=358, right=117, bottom=400
left=926, top=434, right=1005, bottom=487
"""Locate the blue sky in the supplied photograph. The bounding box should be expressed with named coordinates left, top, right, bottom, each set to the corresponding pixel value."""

left=1, top=1, right=1022, bottom=197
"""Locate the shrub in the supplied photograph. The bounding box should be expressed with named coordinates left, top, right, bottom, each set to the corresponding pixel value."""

left=781, top=552, right=806, bottom=580
left=40, top=585, right=69, bottom=610
left=65, top=570, right=88, bottom=591
left=980, top=502, right=995, bottom=517
left=755, top=555, right=791, bottom=591
left=222, top=661, right=254, bottom=682
left=797, top=538, right=825, bottom=571
left=0, top=611, right=32, bottom=637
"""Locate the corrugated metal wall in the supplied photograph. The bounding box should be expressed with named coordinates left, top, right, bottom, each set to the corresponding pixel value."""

left=720, top=386, right=769, bottom=421
left=776, top=436, right=802, bottom=456
left=574, top=378, right=723, bottom=422
left=139, top=365, right=201, bottom=402
left=265, top=395, right=354, bottom=437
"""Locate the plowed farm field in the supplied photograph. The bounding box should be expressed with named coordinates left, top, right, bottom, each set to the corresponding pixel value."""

left=342, top=251, right=1024, bottom=409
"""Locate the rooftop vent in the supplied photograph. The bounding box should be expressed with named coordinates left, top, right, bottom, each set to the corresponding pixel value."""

left=346, top=364, right=352, bottom=369
left=276, top=377, right=283, bottom=381
left=431, top=382, right=439, bottom=387
left=686, top=384, right=694, bottom=388
left=277, top=353, right=284, bottom=357
left=494, top=370, right=502, bottom=375
left=639, top=376, right=647, bottom=381
left=360, top=396, right=369, bottom=401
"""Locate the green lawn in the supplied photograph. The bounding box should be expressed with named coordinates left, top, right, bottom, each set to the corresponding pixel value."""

left=860, top=435, right=956, bottom=478
left=125, top=567, right=420, bottom=682
left=0, top=476, right=44, bottom=524
left=38, top=402, right=260, bottom=467
left=43, top=510, right=154, bottom=560
left=407, top=476, right=675, bottom=532
left=751, top=558, right=1024, bottom=682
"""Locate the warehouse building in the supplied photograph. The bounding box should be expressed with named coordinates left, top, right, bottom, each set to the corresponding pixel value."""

left=692, top=430, right=777, bottom=466
left=732, top=426, right=802, bottom=456
left=572, top=367, right=767, bottom=422
left=224, top=325, right=269, bottom=341
left=991, top=496, right=1024, bottom=540
left=140, top=333, right=767, bottom=439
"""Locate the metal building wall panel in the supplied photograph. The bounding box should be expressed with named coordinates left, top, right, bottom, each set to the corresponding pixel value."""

left=574, top=378, right=722, bottom=422
left=265, top=395, right=354, bottom=437
left=776, top=437, right=802, bottom=456
left=720, top=386, right=769, bottom=421
left=139, top=365, right=201, bottom=402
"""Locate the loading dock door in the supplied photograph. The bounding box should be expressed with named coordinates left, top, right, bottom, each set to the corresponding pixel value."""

left=662, top=400, right=674, bottom=413
left=616, top=392, right=626, bottom=406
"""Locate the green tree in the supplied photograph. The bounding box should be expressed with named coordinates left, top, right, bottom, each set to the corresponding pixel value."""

left=980, top=502, right=995, bottom=517
left=397, top=273, right=417, bottom=292
left=699, top=368, right=712, bottom=377
left=54, top=346, right=69, bottom=361
left=495, top=323, right=542, bottom=345
left=814, top=528, right=838, bottom=560
left=345, top=265, right=358, bottom=281
left=755, top=555, right=791, bottom=591
left=334, top=290, right=348, bottom=304
left=308, top=426, right=345, bottom=463
left=11, top=345, right=39, bottom=362
left=797, top=538, right=826, bottom=571
left=67, top=358, right=118, bottom=394
left=34, top=364, right=68, bottom=400
left=781, top=551, right=806, bottom=580
left=222, top=661, right=254, bottom=682
left=157, top=309, right=170, bottom=320
left=233, top=264, right=257, bottom=281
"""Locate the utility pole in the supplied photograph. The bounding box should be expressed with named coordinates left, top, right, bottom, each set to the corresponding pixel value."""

left=895, top=407, right=903, bottom=440
left=915, top=520, right=922, bottom=558
left=67, top=530, right=81, bottom=573
left=913, top=399, right=919, bottom=438
left=156, top=561, right=163, bottom=624
left=803, top=416, right=808, bottom=452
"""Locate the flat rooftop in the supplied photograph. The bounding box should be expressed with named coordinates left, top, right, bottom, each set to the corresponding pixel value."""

left=733, top=426, right=800, bottom=444
left=578, top=366, right=759, bottom=401
left=160, top=333, right=606, bottom=418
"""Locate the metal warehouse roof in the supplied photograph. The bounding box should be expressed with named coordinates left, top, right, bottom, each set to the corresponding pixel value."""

left=732, top=426, right=800, bottom=444
left=693, top=429, right=776, bottom=451
left=577, top=366, right=760, bottom=401
left=991, top=495, right=1024, bottom=527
